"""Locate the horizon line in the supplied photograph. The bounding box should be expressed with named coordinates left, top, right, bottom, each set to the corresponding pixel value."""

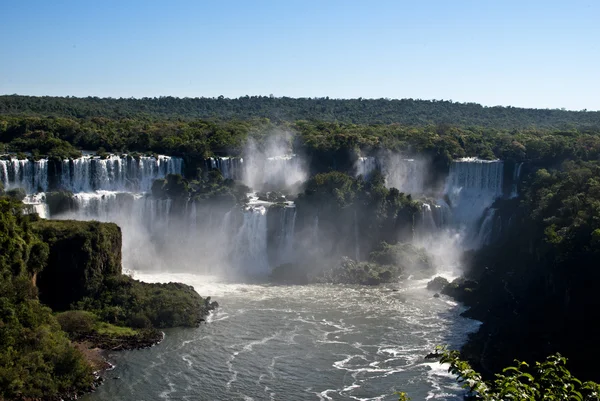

left=1, top=93, right=598, bottom=113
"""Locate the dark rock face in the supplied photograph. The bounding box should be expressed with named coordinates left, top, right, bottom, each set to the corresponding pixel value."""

left=32, top=220, right=122, bottom=310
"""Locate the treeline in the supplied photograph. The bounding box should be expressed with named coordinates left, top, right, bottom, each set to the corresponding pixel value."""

left=1, top=95, right=599, bottom=129
left=2, top=116, right=600, bottom=174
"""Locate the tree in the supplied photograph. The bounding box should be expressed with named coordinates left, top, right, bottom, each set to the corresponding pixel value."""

left=399, top=348, right=600, bottom=400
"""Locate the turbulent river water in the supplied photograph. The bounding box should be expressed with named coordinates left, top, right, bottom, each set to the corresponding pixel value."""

left=83, top=272, right=480, bottom=401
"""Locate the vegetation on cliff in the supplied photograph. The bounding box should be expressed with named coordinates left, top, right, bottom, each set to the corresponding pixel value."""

left=0, top=200, right=217, bottom=399
left=0, top=198, right=94, bottom=400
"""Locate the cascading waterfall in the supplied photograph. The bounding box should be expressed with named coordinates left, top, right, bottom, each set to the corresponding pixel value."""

left=510, top=162, right=523, bottom=198
left=209, top=157, right=243, bottom=180
left=383, top=158, right=426, bottom=195
left=61, top=155, right=182, bottom=193
left=441, top=158, right=504, bottom=249
left=417, top=203, right=438, bottom=238
left=354, top=154, right=427, bottom=195
left=231, top=204, right=270, bottom=275
left=279, top=205, right=297, bottom=265
left=444, top=158, right=504, bottom=227
left=0, top=159, right=49, bottom=193
left=473, top=208, right=497, bottom=248
left=0, top=155, right=183, bottom=194
left=354, top=210, right=360, bottom=261
left=355, top=156, right=378, bottom=179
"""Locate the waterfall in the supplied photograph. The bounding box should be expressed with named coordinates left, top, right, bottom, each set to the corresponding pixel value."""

left=473, top=208, right=497, bottom=248
left=280, top=206, right=297, bottom=265
left=231, top=205, right=269, bottom=276
left=0, top=159, right=49, bottom=193
left=61, top=155, right=183, bottom=193
left=510, top=162, right=523, bottom=198
left=445, top=158, right=504, bottom=228
left=354, top=154, right=426, bottom=195
left=417, top=203, right=438, bottom=237
left=23, top=194, right=49, bottom=219
left=383, top=158, right=426, bottom=195
left=354, top=210, right=360, bottom=261
left=355, top=156, right=378, bottom=179
left=209, top=157, right=243, bottom=180
left=0, top=155, right=182, bottom=194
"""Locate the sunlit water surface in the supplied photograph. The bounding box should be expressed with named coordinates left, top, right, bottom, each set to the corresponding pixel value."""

left=83, top=272, right=480, bottom=401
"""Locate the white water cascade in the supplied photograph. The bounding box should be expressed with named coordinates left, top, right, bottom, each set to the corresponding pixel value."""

left=231, top=203, right=270, bottom=276
left=0, top=159, right=49, bottom=193
left=444, top=158, right=504, bottom=226
left=277, top=205, right=297, bottom=265
left=354, top=154, right=427, bottom=195
left=61, top=155, right=182, bottom=193
left=355, top=156, right=378, bottom=179
left=0, top=155, right=183, bottom=194
left=510, top=162, right=523, bottom=198
left=208, top=157, right=243, bottom=180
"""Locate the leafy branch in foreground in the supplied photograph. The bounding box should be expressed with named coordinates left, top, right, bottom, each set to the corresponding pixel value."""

left=400, top=348, right=600, bottom=400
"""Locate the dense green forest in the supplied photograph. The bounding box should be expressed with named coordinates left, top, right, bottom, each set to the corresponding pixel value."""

left=2, top=114, right=600, bottom=179
left=1, top=95, right=599, bottom=129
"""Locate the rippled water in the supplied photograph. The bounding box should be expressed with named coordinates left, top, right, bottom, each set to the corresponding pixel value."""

left=83, top=273, right=480, bottom=401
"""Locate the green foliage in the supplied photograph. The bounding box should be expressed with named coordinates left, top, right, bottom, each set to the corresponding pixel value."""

left=434, top=349, right=600, bottom=401
left=56, top=310, right=98, bottom=336
left=5, top=187, right=26, bottom=201
left=296, top=171, right=421, bottom=263
left=369, top=242, right=432, bottom=270
left=1, top=95, right=599, bottom=129
left=74, top=275, right=214, bottom=329
left=32, top=219, right=122, bottom=310
left=0, top=197, right=93, bottom=399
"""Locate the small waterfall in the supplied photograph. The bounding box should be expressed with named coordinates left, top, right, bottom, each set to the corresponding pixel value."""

left=231, top=205, right=269, bottom=275
left=383, top=158, right=426, bottom=195
left=0, top=159, right=49, bottom=193
left=209, top=157, right=243, bottom=180
left=432, top=200, right=451, bottom=228
left=473, top=208, right=497, bottom=248
left=355, top=156, right=378, bottom=179
left=510, top=162, right=523, bottom=198
left=280, top=206, right=297, bottom=264
left=417, top=203, right=438, bottom=237
left=354, top=210, right=360, bottom=261
left=23, top=193, right=49, bottom=219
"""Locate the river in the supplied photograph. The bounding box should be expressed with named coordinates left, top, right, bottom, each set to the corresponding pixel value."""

left=83, top=272, right=480, bottom=401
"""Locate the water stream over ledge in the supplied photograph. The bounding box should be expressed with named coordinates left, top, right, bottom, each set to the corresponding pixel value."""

left=83, top=272, right=480, bottom=401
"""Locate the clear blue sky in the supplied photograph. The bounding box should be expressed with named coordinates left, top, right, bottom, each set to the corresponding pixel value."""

left=1, top=0, right=598, bottom=110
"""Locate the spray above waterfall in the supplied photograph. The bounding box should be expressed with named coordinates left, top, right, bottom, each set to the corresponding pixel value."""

left=242, top=134, right=308, bottom=192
